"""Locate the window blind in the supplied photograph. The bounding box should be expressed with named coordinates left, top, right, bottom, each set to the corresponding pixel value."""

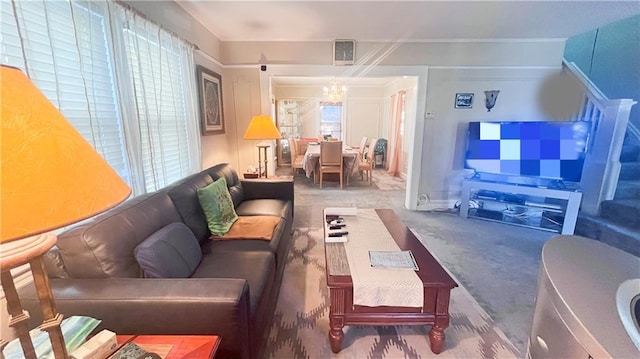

left=2, top=0, right=201, bottom=196
left=2, top=0, right=132, bottom=185
left=121, top=14, right=196, bottom=192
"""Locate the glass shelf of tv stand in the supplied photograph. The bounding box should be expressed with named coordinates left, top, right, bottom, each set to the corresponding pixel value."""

left=460, top=179, right=582, bottom=235
left=468, top=197, right=565, bottom=233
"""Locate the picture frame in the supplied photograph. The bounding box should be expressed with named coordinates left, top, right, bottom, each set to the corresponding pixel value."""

left=454, top=93, right=474, bottom=109
left=197, top=65, right=224, bottom=135
left=333, top=39, right=356, bottom=66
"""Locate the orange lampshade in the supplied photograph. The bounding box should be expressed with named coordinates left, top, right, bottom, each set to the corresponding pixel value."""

left=243, top=115, right=282, bottom=140
left=1, top=65, right=131, bottom=242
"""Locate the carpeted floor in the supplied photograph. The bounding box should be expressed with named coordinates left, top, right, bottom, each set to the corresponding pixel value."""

left=263, top=228, right=521, bottom=358
left=281, top=166, right=555, bottom=356
left=372, top=170, right=406, bottom=191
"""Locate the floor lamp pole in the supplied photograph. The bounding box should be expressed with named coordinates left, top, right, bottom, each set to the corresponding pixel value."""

left=258, top=144, right=270, bottom=178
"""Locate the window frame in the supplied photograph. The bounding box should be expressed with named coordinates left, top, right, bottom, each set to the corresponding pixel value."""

left=319, top=101, right=344, bottom=140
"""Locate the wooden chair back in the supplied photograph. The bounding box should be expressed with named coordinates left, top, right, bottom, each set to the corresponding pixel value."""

left=289, top=137, right=298, bottom=159
left=320, top=141, right=343, bottom=167
left=319, top=141, right=344, bottom=188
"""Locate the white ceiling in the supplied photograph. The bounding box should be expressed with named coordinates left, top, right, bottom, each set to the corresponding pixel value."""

left=177, top=1, right=639, bottom=42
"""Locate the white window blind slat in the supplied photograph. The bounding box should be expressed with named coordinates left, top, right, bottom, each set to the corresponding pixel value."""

left=3, top=0, right=200, bottom=196
left=122, top=17, right=196, bottom=192
left=5, top=0, right=131, bottom=185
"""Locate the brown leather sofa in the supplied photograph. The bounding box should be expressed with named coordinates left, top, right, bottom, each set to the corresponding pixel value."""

left=19, top=163, right=293, bottom=359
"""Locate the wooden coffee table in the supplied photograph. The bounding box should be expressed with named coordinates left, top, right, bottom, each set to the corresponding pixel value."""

left=324, top=209, right=458, bottom=354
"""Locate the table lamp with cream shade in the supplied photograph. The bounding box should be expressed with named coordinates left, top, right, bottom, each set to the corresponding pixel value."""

left=243, top=115, right=281, bottom=178
left=0, top=65, right=131, bottom=358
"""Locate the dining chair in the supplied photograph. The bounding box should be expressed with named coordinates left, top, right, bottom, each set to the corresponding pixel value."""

left=357, top=136, right=368, bottom=161
left=289, top=137, right=305, bottom=174
left=319, top=140, right=344, bottom=189
left=357, top=138, right=378, bottom=186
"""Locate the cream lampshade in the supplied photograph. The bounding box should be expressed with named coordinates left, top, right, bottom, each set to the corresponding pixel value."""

left=0, top=65, right=131, bottom=358
left=243, top=115, right=281, bottom=178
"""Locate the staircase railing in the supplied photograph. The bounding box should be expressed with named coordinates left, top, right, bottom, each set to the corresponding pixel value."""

left=563, top=60, right=637, bottom=215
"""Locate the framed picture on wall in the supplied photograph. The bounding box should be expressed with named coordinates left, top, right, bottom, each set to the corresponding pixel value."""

left=454, top=93, right=474, bottom=109
left=197, top=65, right=224, bottom=135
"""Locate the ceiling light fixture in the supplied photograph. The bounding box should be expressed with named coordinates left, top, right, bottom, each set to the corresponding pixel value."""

left=323, top=79, right=347, bottom=103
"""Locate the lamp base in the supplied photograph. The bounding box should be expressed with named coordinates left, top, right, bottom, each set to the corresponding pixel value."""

left=0, top=233, right=68, bottom=359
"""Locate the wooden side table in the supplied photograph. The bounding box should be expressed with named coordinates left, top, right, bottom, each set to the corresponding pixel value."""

left=243, top=172, right=259, bottom=179
left=114, top=335, right=220, bottom=359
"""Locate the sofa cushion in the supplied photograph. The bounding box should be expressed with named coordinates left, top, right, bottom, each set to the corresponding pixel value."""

left=235, top=199, right=292, bottom=220
left=134, top=222, right=202, bottom=278
left=43, top=246, right=70, bottom=279
left=197, top=177, right=238, bottom=236
left=166, top=172, right=214, bottom=243
left=202, top=219, right=289, bottom=269
left=211, top=216, right=280, bottom=240
left=192, top=251, right=276, bottom=320
left=205, top=163, right=245, bottom=208
left=56, top=192, right=183, bottom=278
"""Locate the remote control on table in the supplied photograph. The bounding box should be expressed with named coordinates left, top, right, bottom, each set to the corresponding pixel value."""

left=328, top=231, right=348, bottom=237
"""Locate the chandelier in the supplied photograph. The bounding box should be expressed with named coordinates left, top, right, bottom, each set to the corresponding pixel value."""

left=323, top=79, right=347, bottom=103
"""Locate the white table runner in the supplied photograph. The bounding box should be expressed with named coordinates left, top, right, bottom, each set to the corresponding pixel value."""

left=342, top=209, right=423, bottom=308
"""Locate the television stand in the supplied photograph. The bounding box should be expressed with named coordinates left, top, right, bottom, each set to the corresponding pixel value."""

left=460, top=179, right=582, bottom=234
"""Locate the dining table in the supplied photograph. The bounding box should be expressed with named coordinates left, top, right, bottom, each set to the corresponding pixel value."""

left=302, top=142, right=360, bottom=185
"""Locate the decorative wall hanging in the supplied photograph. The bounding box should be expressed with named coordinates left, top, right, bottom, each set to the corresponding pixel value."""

left=197, top=65, right=225, bottom=135
left=484, top=90, right=500, bottom=112
left=454, top=93, right=474, bottom=109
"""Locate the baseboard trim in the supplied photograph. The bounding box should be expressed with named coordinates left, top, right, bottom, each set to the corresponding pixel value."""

left=416, top=199, right=456, bottom=211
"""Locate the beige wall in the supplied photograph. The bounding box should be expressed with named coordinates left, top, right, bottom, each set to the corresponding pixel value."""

left=226, top=68, right=264, bottom=173
left=418, top=66, right=560, bottom=209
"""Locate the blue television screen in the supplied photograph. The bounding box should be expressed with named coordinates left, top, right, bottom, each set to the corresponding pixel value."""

left=464, top=121, right=591, bottom=182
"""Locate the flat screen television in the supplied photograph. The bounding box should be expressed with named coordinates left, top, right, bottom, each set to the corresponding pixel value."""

left=464, top=121, right=591, bottom=182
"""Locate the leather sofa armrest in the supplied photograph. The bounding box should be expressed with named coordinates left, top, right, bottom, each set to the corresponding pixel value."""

left=241, top=178, right=294, bottom=208
left=19, top=278, right=252, bottom=359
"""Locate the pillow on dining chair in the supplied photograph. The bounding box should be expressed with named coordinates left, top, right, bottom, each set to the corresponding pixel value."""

left=358, top=136, right=368, bottom=160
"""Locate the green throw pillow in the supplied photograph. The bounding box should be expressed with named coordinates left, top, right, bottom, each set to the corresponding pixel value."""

left=197, top=177, right=238, bottom=236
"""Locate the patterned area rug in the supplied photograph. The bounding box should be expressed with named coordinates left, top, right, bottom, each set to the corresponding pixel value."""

left=372, top=170, right=406, bottom=191
left=263, top=228, right=521, bottom=359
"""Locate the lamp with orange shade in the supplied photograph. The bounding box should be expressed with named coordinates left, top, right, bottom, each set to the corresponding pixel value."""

left=0, top=65, right=131, bottom=358
left=243, top=115, right=281, bottom=178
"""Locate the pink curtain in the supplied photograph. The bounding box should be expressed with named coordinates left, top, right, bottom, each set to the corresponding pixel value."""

left=387, top=90, right=406, bottom=176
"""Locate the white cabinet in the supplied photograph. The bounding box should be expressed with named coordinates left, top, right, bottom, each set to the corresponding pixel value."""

left=276, top=99, right=302, bottom=165
left=460, top=179, right=582, bottom=235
